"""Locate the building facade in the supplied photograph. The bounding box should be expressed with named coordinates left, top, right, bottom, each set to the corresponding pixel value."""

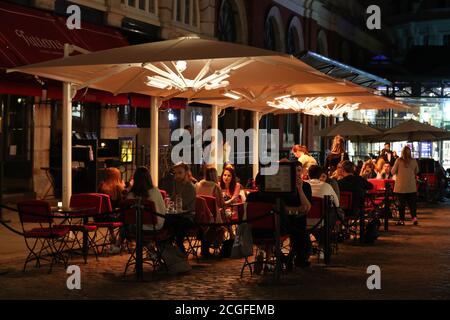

left=1, top=0, right=392, bottom=201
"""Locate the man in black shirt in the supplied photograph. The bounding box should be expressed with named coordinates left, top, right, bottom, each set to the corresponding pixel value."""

left=337, top=161, right=373, bottom=212
left=380, top=142, right=396, bottom=167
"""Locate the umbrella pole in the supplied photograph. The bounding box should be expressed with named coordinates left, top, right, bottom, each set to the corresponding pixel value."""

left=62, top=44, right=73, bottom=208
left=211, top=105, right=219, bottom=170
left=252, top=111, right=260, bottom=179
left=62, top=83, right=72, bottom=208
left=150, top=97, right=159, bottom=186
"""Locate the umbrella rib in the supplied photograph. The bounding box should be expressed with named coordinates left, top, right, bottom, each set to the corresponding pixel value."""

left=77, top=65, right=133, bottom=90
left=112, top=69, right=148, bottom=95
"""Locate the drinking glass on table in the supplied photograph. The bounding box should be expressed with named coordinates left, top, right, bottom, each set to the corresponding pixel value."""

left=175, top=195, right=183, bottom=212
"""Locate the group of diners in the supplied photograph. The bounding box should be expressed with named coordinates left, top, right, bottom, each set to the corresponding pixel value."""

left=94, top=134, right=419, bottom=273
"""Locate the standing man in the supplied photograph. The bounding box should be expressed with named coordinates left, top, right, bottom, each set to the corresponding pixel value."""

left=380, top=142, right=396, bottom=167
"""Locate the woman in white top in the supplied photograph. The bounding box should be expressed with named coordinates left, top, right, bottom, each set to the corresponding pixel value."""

left=127, top=166, right=166, bottom=230
left=391, top=146, right=419, bottom=226
left=292, top=145, right=317, bottom=178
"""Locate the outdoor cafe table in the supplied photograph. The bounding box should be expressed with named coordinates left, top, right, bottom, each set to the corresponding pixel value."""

left=51, top=206, right=96, bottom=261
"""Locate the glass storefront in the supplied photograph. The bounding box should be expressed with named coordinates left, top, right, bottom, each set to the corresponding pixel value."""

left=344, top=98, right=450, bottom=168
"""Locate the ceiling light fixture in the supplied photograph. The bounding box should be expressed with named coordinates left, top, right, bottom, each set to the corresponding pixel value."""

left=143, top=58, right=253, bottom=92
left=222, top=92, right=242, bottom=100
left=267, top=96, right=335, bottom=112
left=304, top=103, right=360, bottom=117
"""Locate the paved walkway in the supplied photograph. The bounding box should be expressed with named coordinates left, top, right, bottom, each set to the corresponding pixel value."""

left=1, top=200, right=450, bottom=299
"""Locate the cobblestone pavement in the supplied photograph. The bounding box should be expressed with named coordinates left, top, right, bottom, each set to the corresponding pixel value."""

left=1, top=200, right=450, bottom=300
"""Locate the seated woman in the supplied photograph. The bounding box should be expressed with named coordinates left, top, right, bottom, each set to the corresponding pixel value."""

left=98, top=167, right=126, bottom=208
left=196, top=166, right=225, bottom=220
left=220, top=166, right=243, bottom=219
left=127, top=166, right=166, bottom=231
left=360, top=159, right=377, bottom=180
left=98, top=167, right=126, bottom=254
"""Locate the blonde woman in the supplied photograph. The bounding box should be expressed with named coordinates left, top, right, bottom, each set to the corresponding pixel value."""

left=391, top=146, right=419, bottom=226
left=324, top=135, right=349, bottom=175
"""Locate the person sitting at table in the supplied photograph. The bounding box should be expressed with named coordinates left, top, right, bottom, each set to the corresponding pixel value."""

left=338, top=161, right=373, bottom=214
left=247, top=164, right=312, bottom=271
left=220, top=166, right=243, bottom=217
left=377, top=162, right=394, bottom=180
left=98, top=167, right=126, bottom=208
left=319, top=170, right=340, bottom=201
left=159, top=168, right=175, bottom=195
left=292, top=145, right=317, bottom=178
left=98, top=167, right=126, bottom=254
left=308, top=165, right=340, bottom=208
left=360, top=159, right=377, bottom=180
left=168, top=162, right=197, bottom=254
left=171, top=163, right=197, bottom=213
left=196, top=166, right=225, bottom=219
left=187, top=169, right=198, bottom=185
left=127, top=166, right=166, bottom=231
left=330, top=160, right=345, bottom=181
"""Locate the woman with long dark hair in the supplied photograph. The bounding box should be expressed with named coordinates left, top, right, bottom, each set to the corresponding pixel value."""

left=220, top=166, right=242, bottom=206
left=196, top=166, right=225, bottom=213
left=391, top=146, right=419, bottom=225
left=127, top=167, right=166, bottom=230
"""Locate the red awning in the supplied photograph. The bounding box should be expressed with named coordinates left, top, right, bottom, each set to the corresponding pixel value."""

left=0, top=2, right=152, bottom=107
left=0, top=1, right=128, bottom=67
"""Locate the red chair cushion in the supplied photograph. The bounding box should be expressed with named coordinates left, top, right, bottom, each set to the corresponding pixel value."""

left=24, top=227, right=69, bottom=238
left=68, top=224, right=97, bottom=232
left=87, top=221, right=123, bottom=228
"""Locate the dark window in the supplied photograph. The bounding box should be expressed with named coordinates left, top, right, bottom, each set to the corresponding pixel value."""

left=176, top=0, right=182, bottom=21
left=69, top=102, right=100, bottom=139
left=265, top=17, right=277, bottom=51
left=443, top=35, right=450, bottom=46
left=185, top=0, right=190, bottom=24
left=286, top=25, right=299, bottom=54
left=118, top=105, right=137, bottom=126
left=217, top=0, right=237, bottom=43
left=136, top=108, right=151, bottom=128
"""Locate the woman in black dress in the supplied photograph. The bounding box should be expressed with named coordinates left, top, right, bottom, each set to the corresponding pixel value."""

left=324, top=135, right=349, bottom=176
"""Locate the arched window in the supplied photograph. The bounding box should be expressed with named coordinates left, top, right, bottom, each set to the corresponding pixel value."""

left=264, top=7, right=284, bottom=52
left=286, top=17, right=304, bottom=54
left=317, top=29, right=328, bottom=56
left=217, top=0, right=237, bottom=42
left=217, top=0, right=248, bottom=44
left=173, top=0, right=199, bottom=28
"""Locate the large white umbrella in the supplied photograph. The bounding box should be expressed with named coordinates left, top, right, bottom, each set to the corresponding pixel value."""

left=8, top=36, right=349, bottom=206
